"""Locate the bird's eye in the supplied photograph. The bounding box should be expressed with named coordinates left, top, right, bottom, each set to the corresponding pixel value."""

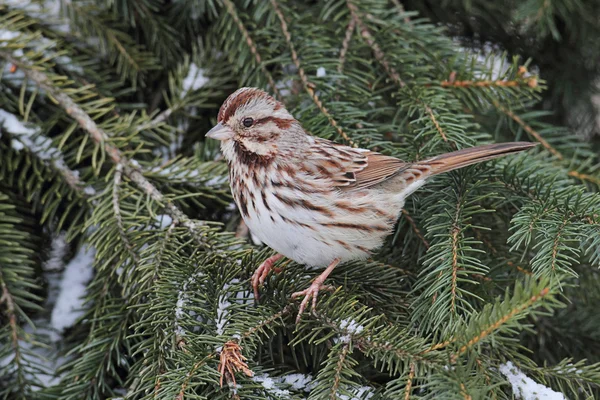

left=242, top=117, right=254, bottom=128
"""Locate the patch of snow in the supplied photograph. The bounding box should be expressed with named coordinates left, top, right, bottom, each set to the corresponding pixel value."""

left=174, top=271, right=204, bottom=337
left=338, top=386, right=374, bottom=400
left=252, top=374, right=291, bottom=397
left=0, top=30, right=20, bottom=42
left=50, top=245, right=95, bottom=335
left=181, top=63, right=208, bottom=98
left=499, top=362, right=566, bottom=400
left=155, top=214, right=173, bottom=229
left=275, top=78, right=294, bottom=98
left=339, top=319, right=364, bottom=335
left=316, top=67, right=326, bottom=77
left=280, top=373, right=314, bottom=391
left=0, top=109, right=69, bottom=169
left=216, top=281, right=234, bottom=335
left=83, top=186, right=96, bottom=196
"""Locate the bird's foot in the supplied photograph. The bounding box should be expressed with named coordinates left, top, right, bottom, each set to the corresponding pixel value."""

left=252, top=253, right=284, bottom=301
left=291, top=281, right=335, bottom=323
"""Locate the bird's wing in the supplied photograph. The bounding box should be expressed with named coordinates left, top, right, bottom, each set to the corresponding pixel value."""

left=305, top=138, right=537, bottom=192
left=306, top=138, right=412, bottom=190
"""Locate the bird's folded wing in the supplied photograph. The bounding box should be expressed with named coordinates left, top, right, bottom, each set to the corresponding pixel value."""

left=308, top=138, right=410, bottom=190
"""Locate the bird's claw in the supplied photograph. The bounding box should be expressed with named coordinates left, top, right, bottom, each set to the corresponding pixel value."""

left=291, top=282, right=334, bottom=323
left=251, top=254, right=284, bottom=301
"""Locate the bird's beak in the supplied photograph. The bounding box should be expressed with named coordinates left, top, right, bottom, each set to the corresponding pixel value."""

left=206, top=123, right=234, bottom=141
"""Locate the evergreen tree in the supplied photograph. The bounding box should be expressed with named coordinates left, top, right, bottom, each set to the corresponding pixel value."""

left=1, top=0, right=599, bottom=399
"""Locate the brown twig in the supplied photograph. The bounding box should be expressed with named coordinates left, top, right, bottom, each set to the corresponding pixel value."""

left=450, top=226, right=460, bottom=313
left=270, top=0, right=356, bottom=147
left=218, top=341, right=254, bottom=388
left=338, top=15, right=357, bottom=74
left=348, top=1, right=405, bottom=88
left=221, top=0, right=281, bottom=101
left=440, top=77, right=537, bottom=89
left=176, top=354, right=216, bottom=400
left=568, top=170, right=600, bottom=186
left=404, top=363, right=415, bottom=400
left=331, top=343, right=351, bottom=399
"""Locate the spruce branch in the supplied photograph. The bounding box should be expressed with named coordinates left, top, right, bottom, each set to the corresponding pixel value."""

left=112, top=162, right=141, bottom=265
left=451, top=286, right=551, bottom=363
left=348, top=1, right=452, bottom=146
left=0, top=270, right=22, bottom=388
left=269, top=0, right=356, bottom=147
left=492, top=100, right=562, bottom=159
left=220, top=0, right=280, bottom=100
left=391, top=0, right=412, bottom=24
left=0, top=50, right=211, bottom=248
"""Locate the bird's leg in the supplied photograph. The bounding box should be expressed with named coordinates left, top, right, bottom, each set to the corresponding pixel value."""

left=252, top=253, right=284, bottom=300
left=291, top=258, right=341, bottom=323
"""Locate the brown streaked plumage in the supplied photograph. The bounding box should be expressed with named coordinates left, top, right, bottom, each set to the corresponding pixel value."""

left=206, top=87, right=538, bottom=322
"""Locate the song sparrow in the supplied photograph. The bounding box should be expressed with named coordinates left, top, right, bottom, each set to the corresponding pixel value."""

left=206, top=87, right=536, bottom=322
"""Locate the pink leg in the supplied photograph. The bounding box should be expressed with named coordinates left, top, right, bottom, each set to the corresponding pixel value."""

left=252, top=253, right=284, bottom=301
left=291, top=258, right=341, bottom=323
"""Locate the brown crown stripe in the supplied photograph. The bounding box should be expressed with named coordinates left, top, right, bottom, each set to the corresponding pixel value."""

left=273, top=192, right=334, bottom=218
left=219, top=89, right=261, bottom=123
left=321, top=222, right=388, bottom=232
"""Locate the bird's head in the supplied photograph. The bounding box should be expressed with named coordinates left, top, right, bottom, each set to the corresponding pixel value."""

left=206, top=87, right=303, bottom=161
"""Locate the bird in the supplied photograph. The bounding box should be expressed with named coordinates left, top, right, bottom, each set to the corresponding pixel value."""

left=206, top=87, right=537, bottom=322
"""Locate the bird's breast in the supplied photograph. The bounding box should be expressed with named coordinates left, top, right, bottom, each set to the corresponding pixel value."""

left=228, top=163, right=402, bottom=267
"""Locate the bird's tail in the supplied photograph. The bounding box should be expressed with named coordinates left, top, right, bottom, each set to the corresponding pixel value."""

left=420, top=142, right=537, bottom=176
